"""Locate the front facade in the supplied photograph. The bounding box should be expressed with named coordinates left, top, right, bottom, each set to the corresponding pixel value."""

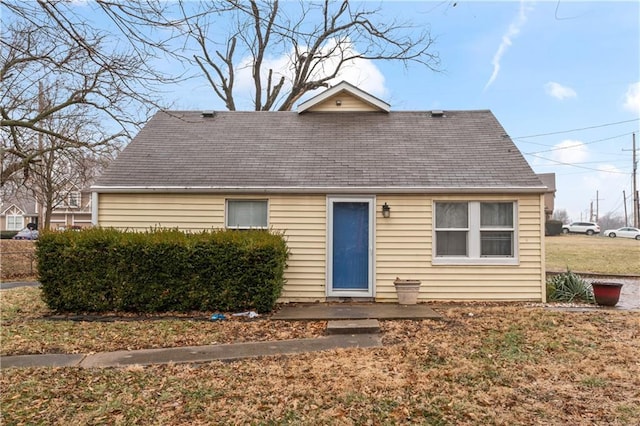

left=92, top=82, right=547, bottom=303
left=1, top=189, right=92, bottom=232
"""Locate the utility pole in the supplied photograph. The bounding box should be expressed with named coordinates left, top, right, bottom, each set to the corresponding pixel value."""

left=595, top=190, right=599, bottom=223
left=635, top=133, right=639, bottom=228
left=623, top=190, right=628, bottom=226
left=623, top=133, right=638, bottom=227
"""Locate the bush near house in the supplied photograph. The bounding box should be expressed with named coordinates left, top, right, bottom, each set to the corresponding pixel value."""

left=36, top=228, right=288, bottom=313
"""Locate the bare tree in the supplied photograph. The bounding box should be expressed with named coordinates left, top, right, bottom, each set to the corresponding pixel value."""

left=552, top=209, right=570, bottom=224
left=177, top=0, right=440, bottom=111
left=597, top=212, right=625, bottom=231
left=26, top=86, right=118, bottom=230
left=0, top=1, right=173, bottom=186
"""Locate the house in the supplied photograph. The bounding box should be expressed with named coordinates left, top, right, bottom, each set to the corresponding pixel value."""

left=0, top=197, right=38, bottom=231
left=537, top=173, right=557, bottom=220
left=91, top=82, right=548, bottom=303
left=0, top=187, right=93, bottom=231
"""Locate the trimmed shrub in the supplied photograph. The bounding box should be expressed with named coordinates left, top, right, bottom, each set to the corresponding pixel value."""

left=1, top=231, right=19, bottom=239
left=36, top=228, right=288, bottom=313
left=545, top=220, right=563, bottom=236
left=546, top=270, right=595, bottom=304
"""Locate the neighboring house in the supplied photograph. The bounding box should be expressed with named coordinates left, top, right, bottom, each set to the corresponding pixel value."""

left=0, top=188, right=93, bottom=231
left=92, top=82, right=548, bottom=303
left=48, top=187, right=93, bottom=230
left=537, top=173, right=556, bottom=220
left=0, top=198, right=38, bottom=231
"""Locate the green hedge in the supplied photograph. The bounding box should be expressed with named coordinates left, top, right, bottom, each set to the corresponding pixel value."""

left=1, top=231, right=19, bottom=239
left=36, top=228, right=289, bottom=313
left=545, top=220, right=563, bottom=236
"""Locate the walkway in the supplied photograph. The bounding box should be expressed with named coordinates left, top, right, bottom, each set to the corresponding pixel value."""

left=0, top=303, right=441, bottom=370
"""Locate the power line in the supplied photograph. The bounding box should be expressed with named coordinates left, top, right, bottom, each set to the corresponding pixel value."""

left=512, top=118, right=639, bottom=139
left=524, top=131, right=638, bottom=155
left=526, top=153, right=630, bottom=174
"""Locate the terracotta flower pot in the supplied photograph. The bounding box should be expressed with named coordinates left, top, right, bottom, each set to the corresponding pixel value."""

left=591, top=282, right=623, bottom=306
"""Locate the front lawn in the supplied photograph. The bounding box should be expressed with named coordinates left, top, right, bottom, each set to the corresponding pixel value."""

left=1, top=287, right=639, bottom=425
left=545, top=234, right=640, bottom=275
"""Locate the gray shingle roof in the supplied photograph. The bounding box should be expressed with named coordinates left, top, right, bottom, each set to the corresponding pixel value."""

left=93, top=110, right=544, bottom=192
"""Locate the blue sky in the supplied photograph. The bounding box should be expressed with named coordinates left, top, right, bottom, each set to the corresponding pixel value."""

left=70, top=1, right=639, bottom=222
left=155, top=1, right=640, bottom=223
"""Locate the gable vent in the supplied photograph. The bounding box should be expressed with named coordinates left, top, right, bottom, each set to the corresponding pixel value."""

left=431, top=110, right=444, bottom=117
left=201, top=111, right=215, bottom=118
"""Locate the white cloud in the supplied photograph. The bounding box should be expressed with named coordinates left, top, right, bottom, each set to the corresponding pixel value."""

left=484, top=0, right=533, bottom=91
left=233, top=39, right=387, bottom=109
left=623, top=82, right=640, bottom=114
left=551, top=139, right=589, bottom=164
left=544, top=82, right=577, bottom=100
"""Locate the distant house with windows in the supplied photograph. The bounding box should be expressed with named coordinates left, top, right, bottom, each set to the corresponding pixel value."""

left=91, top=82, right=548, bottom=303
left=1, top=187, right=92, bottom=231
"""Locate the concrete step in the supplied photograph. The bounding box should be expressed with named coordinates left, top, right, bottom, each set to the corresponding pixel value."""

left=326, top=319, right=380, bottom=335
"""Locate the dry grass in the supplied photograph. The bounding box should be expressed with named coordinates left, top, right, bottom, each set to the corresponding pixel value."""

left=1, top=287, right=326, bottom=356
left=2, top=233, right=639, bottom=423
left=0, top=240, right=37, bottom=280
left=545, top=235, right=640, bottom=275
left=1, top=293, right=639, bottom=425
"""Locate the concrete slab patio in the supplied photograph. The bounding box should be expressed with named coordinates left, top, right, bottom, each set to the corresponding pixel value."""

left=271, top=303, right=443, bottom=321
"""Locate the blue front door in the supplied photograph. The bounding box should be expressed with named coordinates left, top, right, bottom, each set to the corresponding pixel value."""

left=330, top=200, right=371, bottom=295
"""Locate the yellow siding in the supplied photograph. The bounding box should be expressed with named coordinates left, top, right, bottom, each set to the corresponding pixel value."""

left=375, top=194, right=544, bottom=302
left=269, top=195, right=327, bottom=301
left=97, top=193, right=225, bottom=230
left=306, top=93, right=379, bottom=112
left=97, top=192, right=544, bottom=304
left=96, top=193, right=327, bottom=302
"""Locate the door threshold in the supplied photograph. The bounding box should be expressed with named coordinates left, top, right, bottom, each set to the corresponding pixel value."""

left=326, top=297, right=375, bottom=303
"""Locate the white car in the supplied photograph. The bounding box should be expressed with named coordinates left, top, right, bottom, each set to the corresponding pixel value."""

left=603, top=227, right=640, bottom=240
left=562, top=221, right=600, bottom=235
left=12, top=226, right=39, bottom=240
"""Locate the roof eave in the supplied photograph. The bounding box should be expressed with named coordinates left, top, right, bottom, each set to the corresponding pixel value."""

left=91, top=185, right=548, bottom=195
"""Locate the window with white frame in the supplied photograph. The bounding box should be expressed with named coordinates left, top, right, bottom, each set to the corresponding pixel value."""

left=6, top=215, right=23, bottom=231
left=68, top=192, right=81, bottom=208
left=226, top=200, right=268, bottom=229
left=434, top=201, right=516, bottom=262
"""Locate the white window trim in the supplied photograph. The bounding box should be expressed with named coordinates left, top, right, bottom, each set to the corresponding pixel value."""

left=225, top=199, right=269, bottom=229
left=432, top=201, right=519, bottom=266
left=68, top=191, right=81, bottom=208
left=6, top=215, right=23, bottom=231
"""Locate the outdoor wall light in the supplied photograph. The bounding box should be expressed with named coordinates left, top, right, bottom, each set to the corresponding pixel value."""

left=382, top=202, right=391, bottom=218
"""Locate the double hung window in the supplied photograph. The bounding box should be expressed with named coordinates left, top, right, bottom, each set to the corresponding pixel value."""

left=434, top=201, right=516, bottom=263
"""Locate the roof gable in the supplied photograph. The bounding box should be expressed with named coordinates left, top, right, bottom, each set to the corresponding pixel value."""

left=297, top=81, right=390, bottom=113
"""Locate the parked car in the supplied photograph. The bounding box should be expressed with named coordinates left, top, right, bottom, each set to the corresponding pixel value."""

left=603, top=227, right=640, bottom=240
left=561, top=221, right=600, bottom=235
left=12, top=226, right=39, bottom=240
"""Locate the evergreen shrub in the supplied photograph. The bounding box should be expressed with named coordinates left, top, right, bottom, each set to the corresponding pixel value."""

left=36, top=228, right=288, bottom=313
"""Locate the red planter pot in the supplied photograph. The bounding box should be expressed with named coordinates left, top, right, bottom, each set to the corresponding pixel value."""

left=591, top=282, right=623, bottom=306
